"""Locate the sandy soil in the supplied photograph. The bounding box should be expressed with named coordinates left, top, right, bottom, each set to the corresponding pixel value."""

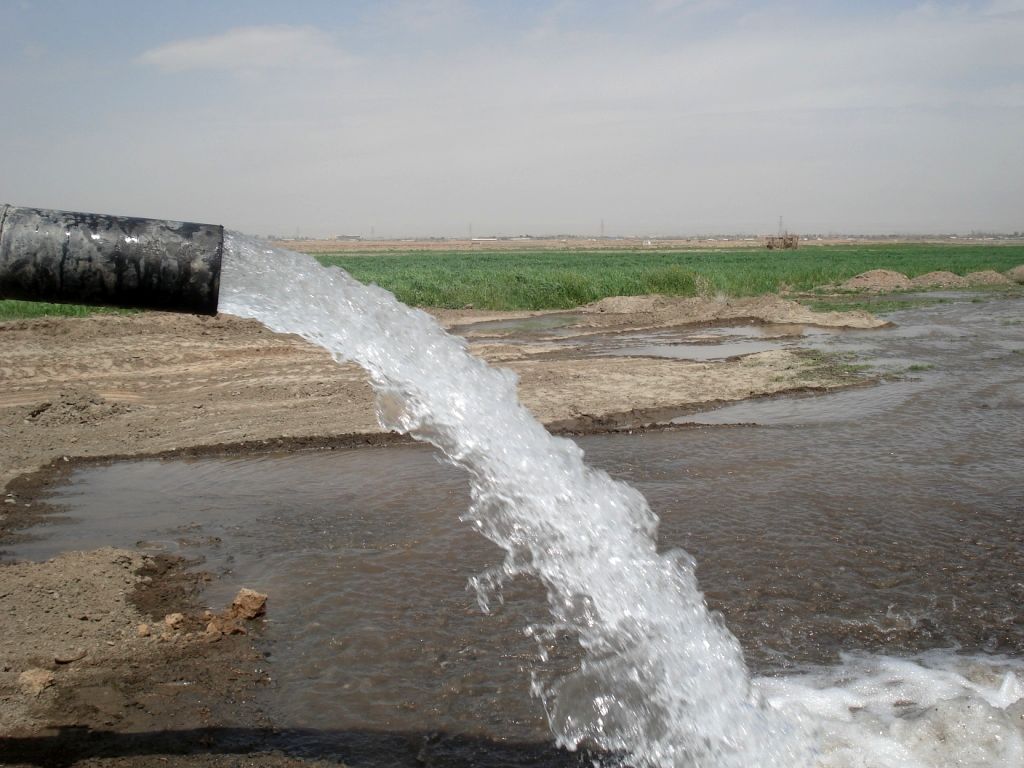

left=908, top=271, right=970, bottom=289
left=964, top=269, right=1014, bottom=286
left=0, top=297, right=881, bottom=766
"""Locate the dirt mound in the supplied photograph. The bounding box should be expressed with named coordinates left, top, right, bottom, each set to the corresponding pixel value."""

left=584, top=294, right=668, bottom=314
left=965, top=270, right=1013, bottom=286
left=1007, top=265, right=1024, bottom=284
left=839, top=270, right=912, bottom=292
left=909, top=271, right=969, bottom=289
left=26, top=388, right=131, bottom=426
left=580, top=294, right=886, bottom=330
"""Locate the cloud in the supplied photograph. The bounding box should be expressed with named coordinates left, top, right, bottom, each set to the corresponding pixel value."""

left=138, top=25, right=349, bottom=73
left=7, top=2, right=1023, bottom=235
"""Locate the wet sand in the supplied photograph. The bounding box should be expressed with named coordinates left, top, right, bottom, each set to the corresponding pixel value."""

left=0, top=296, right=882, bottom=766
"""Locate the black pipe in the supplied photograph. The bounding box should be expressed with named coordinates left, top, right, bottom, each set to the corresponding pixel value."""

left=0, top=204, right=223, bottom=315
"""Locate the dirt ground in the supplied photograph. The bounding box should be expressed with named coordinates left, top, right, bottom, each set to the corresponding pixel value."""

left=0, top=296, right=883, bottom=766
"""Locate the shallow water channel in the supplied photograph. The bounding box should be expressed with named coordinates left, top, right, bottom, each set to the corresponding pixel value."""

left=9, top=294, right=1024, bottom=763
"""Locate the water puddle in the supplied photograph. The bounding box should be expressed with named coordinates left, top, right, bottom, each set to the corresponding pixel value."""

left=8, top=258, right=1022, bottom=767
left=460, top=318, right=841, bottom=361
left=452, top=313, right=585, bottom=337
left=592, top=333, right=783, bottom=360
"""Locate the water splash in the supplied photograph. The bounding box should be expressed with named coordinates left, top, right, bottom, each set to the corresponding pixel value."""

left=219, top=235, right=809, bottom=767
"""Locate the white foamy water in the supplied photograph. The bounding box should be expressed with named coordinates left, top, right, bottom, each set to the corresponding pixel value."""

left=219, top=236, right=1022, bottom=767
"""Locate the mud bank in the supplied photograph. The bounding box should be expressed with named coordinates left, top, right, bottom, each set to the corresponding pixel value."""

left=0, top=548, right=290, bottom=768
left=0, top=296, right=878, bottom=491
left=0, top=296, right=880, bottom=766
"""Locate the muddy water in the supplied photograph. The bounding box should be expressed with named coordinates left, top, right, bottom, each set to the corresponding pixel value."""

left=8, top=295, right=1024, bottom=763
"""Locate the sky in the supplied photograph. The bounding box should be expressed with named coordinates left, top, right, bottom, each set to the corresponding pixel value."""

left=2, top=0, right=1022, bottom=237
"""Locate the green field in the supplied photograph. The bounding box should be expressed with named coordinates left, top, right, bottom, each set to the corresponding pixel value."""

left=1, top=243, right=1022, bottom=318
left=316, top=244, right=1024, bottom=310
left=0, top=300, right=136, bottom=322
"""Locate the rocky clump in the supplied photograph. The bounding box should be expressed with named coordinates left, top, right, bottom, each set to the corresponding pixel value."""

left=202, top=588, right=269, bottom=640
left=229, top=588, right=268, bottom=619
left=17, top=669, right=55, bottom=696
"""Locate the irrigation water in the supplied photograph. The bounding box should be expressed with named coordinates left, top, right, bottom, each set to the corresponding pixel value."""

left=215, top=236, right=1024, bottom=767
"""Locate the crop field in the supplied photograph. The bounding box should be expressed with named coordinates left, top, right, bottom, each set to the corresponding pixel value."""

left=317, top=243, right=1024, bottom=310
left=1, top=243, right=1022, bottom=318
left=0, top=300, right=136, bottom=321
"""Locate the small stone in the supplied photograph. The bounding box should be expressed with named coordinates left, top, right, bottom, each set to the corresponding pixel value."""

left=18, top=668, right=55, bottom=696
left=54, top=648, right=87, bottom=664
left=137, top=623, right=151, bottom=637
left=229, top=588, right=267, bottom=620
left=163, top=612, right=185, bottom=630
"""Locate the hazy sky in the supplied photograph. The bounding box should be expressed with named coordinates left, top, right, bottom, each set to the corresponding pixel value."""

left=2, top=1, right=1022, bottom=237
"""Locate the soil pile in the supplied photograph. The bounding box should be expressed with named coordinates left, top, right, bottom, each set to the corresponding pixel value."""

left=1007, top=265, right=1024, bottom=283
left=839, top=270, right=913, bottom=292
left=25, top=388, right=132, bottom=427
left=965, top=270, right=1014, bottom=286
left=578, top=294, right=887, bottom=331
left=909, top=271, right=969, bottom=289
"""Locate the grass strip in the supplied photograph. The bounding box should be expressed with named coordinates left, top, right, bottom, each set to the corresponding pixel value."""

left=316, top=243, right=1024, bottom=310
left=0, top=300, right=137, bottom=321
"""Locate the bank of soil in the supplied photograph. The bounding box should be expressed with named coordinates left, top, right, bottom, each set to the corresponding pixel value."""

left=0, top=295, right=881, bottom=766
left=835, top=266, right=1022, bottom=293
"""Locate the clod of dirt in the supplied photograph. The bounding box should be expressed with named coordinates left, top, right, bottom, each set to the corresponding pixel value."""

left=909, top=271, right=969, bottom=289
left=137, top=623, right=151, bottom=637
left=839, top=270, right=912, bottom=292
left=17, top=668, right=54, bottom=696
left=1007, top=265, right=1024, bottom=284
left=25, top=388, right=131, bottom=427
left=205, top=615, right=247, bottom=637
left=965, top=270, right=1013, bottom=286
left=163, top=612, right=186, bottom=630
left=229, top=588, right=268, bottom=620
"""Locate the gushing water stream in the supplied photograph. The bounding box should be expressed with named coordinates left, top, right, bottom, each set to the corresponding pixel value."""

left=219, top=236, right=1023, bottom=767
left=219, top=234, right=807, bottom=767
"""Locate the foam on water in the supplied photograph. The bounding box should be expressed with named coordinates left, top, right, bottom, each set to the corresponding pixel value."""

left=219, top=237, right=1022, bottom=767
left=758, top=653, right=1024, bottom=768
